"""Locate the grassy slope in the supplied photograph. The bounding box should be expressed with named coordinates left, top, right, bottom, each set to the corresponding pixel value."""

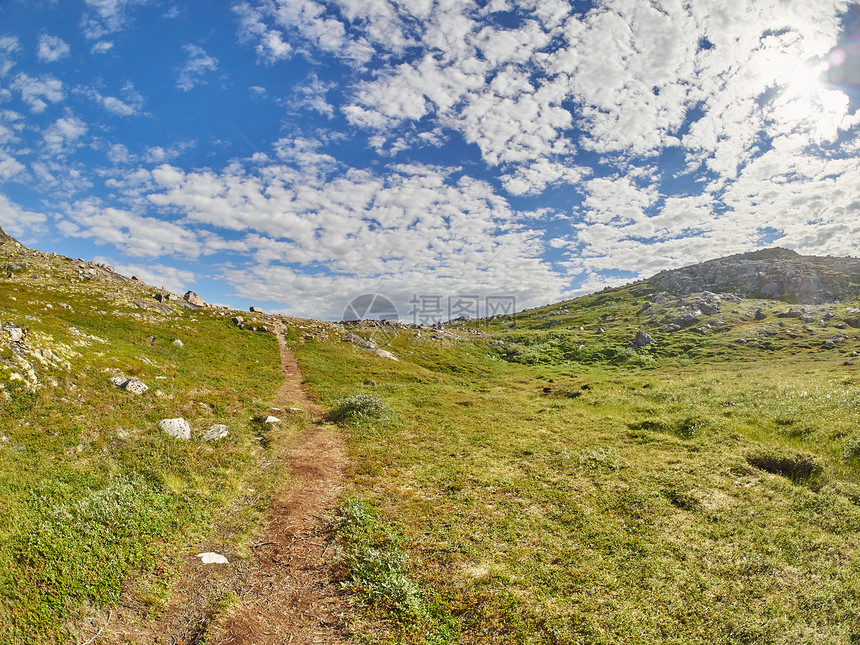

left=0, top=242, right=290, bottom=643
left=294, top=297, right=860, bottom=643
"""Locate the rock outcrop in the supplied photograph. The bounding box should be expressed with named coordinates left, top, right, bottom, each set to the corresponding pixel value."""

left=649, top=248, right=860, bottom=304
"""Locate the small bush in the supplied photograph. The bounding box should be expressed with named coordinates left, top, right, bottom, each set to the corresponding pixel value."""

left=331, top=393, right=393, bottom=425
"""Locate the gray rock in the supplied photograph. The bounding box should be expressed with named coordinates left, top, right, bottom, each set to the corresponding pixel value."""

left=5, top=325, right=23, bottom=342
left=158, top=418, right=191, bottom=439
left=231, top=316, right=244, bottom=326
left=184, top=291, right=205, bottom=306
left=154, top=293, right=171, bottom=303
left=261, top=415, right=280, bottom=425
left=202, top=424, right=229, bottom=441
left=754, top=309, right=767, bottom=320
left=250, top=306, right=263, bottom=313
left=374, top=349, right=399, bottom=361
left=109, top=375, right=127, bottom=387
left=632, top=331, right=652, bottom=348
left=173, top=339, right=184, bottom=347
left=662, top=323, right=681, bottom=333
left=800, top=314, right=814, bottom=323
left=257, top=325, right=268, bottom=333
left=680, top=310, right=701, bottom=326
left=778, top=306, right=806, bottom=318
left=122, top=378, right=148, bottom=395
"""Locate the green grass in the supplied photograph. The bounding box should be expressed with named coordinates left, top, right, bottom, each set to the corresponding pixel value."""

left=0, top=244, right=290, bottom=642
left=294, top=321, right=860, bottom=644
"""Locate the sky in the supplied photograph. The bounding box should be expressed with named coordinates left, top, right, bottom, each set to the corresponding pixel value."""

left=1, top=0, right=859, bottom=321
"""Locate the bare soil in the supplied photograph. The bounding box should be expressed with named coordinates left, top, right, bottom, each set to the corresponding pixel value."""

left=89, top=320, right=349, bottom=644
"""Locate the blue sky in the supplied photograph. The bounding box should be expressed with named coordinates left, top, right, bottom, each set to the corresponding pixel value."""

left=1, top=0, right=859, bottom=320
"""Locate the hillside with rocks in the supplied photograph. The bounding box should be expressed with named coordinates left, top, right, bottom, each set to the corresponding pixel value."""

left=648, top=247, right=860, bottom=304
left=4, top=226, right=860, bottom=645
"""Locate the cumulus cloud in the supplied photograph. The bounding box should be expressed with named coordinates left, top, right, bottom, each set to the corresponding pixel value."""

left=176, top=44, right=219, bottom=91
left=81, top=0, right=146, bottom=39
left=42, top=115, right=87, bottom=154
left=144, top=153, right=567, bottom=317
left=91, top=41, right=114, bottom=54
left=58, top=199, right=204, bottom=257
left=0, top=35, right=20, bottom=77
left=0, top=149, right=26, bottom=181
left=0, top=194, right=47, bottom=240
left=96, top=258, right=196, bottom=293
left=37, top=35, right=71, bottom=62
left=11, top=73, right=64, bottom=112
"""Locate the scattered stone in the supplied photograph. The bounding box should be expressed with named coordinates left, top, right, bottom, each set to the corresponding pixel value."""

left=596, top=327, right=605, bottom=334
left=158, top=418, right=191, bottom=439
left=154, top=293, right=170, bottom=303
left=257, top=325, right=268, bottom=333
left=250, top=306, right=263, bottom=313
left=131, top=275, right=140, bottom=281
left=261, top=415, right=280, bottom=425
left=202, top=424, right=229, bottom=441
left=5, top=325, right=23, bottom=342
left=184, top=291, right=205, bottom=306
left=231, top=316, right=244, bottom=326
left=173, top=339, right=184, bottom=347
left=109, top=375, right=127, bottom=387
left=680, top=310, right=701, bottom=326
left=196, top=552, right=229, bottom=565
left=374, top=349, right=399, bottom=361
left=632, top=331, right=652, bottom=348
left=662, top=323, right=681, bottom=333
left=754, top=309, right=767, bottom=320
left=122, top=378, right=149, bottom=395
left=148, top=335, right=157, bottom=343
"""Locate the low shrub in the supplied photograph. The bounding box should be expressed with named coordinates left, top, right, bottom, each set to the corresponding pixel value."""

left=331, top=393, right=393, bottom=426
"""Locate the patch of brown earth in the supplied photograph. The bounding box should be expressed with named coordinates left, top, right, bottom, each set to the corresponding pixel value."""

left=87, top=319, right=348, bottom=644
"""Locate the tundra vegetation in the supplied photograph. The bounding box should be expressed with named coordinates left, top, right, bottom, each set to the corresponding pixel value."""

left=2, top=231, right=860, bottom=643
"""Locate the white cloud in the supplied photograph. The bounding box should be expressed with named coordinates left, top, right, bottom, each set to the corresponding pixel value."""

left=0, top=149, right=25, bottom=181
left=95, top=258, right=196, bottom=293
left=37, top=35, right=71, bottom=62
left=290, top=74, right=335, bottom=117
left=58, top=199, right=204, bottom=258
left=11, top=73, right=64, bottom=112
left=143, top=154, right=568, bottom=317
left=143, top=141, right=195, bottom=163
left=0, top=35, right=20, bottom=77
left=107, top=143, right=132, bottom=164
left=100, top=82, right=144, bottom=115
left=91, top=41, right=114, bottom=54
left=81, top=0, right=146, bottom=39
left=42, top=115, right=88, bottom=154
left=176, top=44, right=219, bottom=91
left=0, top=194, right=47, bottom=240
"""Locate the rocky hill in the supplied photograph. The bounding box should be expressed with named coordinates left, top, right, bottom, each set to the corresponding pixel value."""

left=648, top=247, right=860, bottom=304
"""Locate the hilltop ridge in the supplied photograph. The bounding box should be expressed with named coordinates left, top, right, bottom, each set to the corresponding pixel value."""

left=648, top=247, right=860, bottom=304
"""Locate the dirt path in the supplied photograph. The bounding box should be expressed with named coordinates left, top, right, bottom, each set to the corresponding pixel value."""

left=93, top=320, right=349, bottom=644
left=204, top=322, right=349, bottom=644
